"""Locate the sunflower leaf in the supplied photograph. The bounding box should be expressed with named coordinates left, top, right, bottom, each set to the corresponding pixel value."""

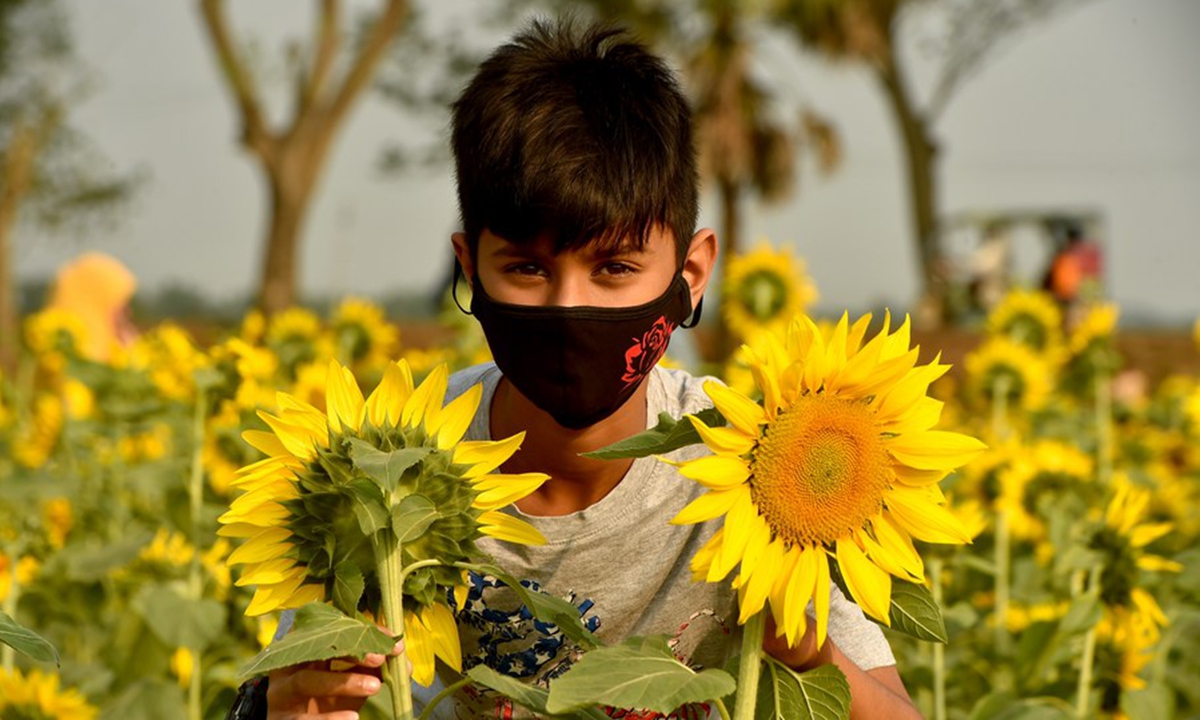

left=886, top=579, right=948, bottom=644
left=581, top=408, right=726, bottom=460
left=332, top=562, right=365, bottom=616
left=132, top=584, right=227, bottom=651
left=756, top=658, right=851, bottom=720
left=392, top=494, right=440, bottom=543
left=465, top=563, right=602, bottom=650
left=236, top=603, right=394, bottom=682
left=346, top=477, right=391, bottom=536
left=348, top=438, right=432, bottom=493
left=466, top=665, right=610, bottom=719
left=0, top=611, right=59, bottom=665
left=544, top=635, right=736, bottom=715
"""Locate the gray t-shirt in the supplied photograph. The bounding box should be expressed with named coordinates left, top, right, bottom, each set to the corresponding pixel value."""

left=436, top=363, right=894, bottom=718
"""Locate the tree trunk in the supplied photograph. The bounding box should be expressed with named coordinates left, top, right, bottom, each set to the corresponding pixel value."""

left=258, top=150, right=320, bottom=314
left=715, top=175, right=741, bottom=360
left=0, top=123, right=39, bottom=374
left=877, top=52, right=947, bottom=328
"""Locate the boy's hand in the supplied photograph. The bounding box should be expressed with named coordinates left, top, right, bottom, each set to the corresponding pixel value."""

left=265, top=641, right=406, bottom=720
left=761, top=615, right=834, bottom=671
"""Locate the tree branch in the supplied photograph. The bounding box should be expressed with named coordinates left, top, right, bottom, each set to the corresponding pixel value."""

left=324, top=0, right=408, bottom=132
left=299, top=0, right=341, bottom=117
left=198, top=0, right=273, bottom=157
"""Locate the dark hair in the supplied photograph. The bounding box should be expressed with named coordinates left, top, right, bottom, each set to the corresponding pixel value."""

left=450, top=17, right=698, bottom=264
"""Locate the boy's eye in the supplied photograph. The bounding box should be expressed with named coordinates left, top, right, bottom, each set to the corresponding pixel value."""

left=597, top=262, right=636, bottom=277
left=505, top=263, right=546, bottom=277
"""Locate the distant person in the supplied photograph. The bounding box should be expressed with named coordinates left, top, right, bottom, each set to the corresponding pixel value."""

left=48, top=252, right=138, bottom=362
left=968, top=224, right=1011, bottom=314
left=1045, top=225, right=1103, bottom=324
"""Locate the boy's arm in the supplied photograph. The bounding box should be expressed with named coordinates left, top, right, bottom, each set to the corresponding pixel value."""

left=763, top=618, right=923, bottom=720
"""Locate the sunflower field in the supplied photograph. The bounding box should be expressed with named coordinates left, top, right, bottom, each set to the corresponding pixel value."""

left=2, top=285, right=1199, bottom=719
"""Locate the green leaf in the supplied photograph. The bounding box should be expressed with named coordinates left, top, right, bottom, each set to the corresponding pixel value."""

left=466, top=666, right=609, bottom=720
left=393, top=494, right=440, bottom=543
left=59, top=532, right=153, bottom=581
left=1057, top=594, right=1101, bottom=636
left=1121, top=683, right=1175, bottom=720
left=333, top=562, right=365, bottom=617
left=544, top=635, right=735, bottom=714
left=756, top=660, right=851, bottom=720
left=349, top=438, right=432, bottom=492
left=347, top=477, right=391, bottom=536
left=102, top=677, right=186, bottom=720
left=0, top=611, right=59, bottom=665
left=471, top=563, right=602, bottom=650
left=236, top=603, right=395, bottom=682
left=966, top=694, right=1074, bottom=720
left=887, top=580, right=948, bottom=643
left=580, top=407, right=725, bottom=460
left=132, top=584, right=227, bottom=650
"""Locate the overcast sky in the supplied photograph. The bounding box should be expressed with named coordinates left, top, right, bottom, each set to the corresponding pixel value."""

left=13, top=0, right=1200, bottom=324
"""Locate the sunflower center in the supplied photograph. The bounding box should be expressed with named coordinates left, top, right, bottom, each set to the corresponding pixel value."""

left=738, top=270, right=788, bottom=321
left=749, top=394, right=891, bottom=548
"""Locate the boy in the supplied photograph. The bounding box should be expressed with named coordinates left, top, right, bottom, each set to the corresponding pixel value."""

left=264, top=18, right=919, bottom=719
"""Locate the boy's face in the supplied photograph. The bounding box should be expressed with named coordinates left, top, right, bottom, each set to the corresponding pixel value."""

left=454, top=226, right=712, bottom=310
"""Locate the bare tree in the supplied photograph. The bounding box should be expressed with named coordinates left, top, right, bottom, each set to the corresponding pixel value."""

left=197, top=0, right=409, bottom=314
left=772, top=0, right=1086, bottom=326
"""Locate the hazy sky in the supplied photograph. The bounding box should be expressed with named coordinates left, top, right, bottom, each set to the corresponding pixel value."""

left=14, top=0, right=1200, bottom=323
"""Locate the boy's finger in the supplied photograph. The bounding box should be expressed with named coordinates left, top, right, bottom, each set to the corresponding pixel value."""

left=273, top=668, right=382, bottom=700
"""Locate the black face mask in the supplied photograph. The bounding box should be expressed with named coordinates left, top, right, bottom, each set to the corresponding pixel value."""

left=460, top=268, right=700, bottom=430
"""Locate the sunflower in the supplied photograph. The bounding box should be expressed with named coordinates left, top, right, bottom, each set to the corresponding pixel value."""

left=669, top=313, right=984, bottom=647
left=1089, top=476, right=1181, bottom=640
left=331, top=297, right=400, bottom=371
left=721, top=242, right=818, bottom=342
left=265, top=307, right=327, bottom=379
left=219, top=359, right=549, bottom=685
left=965, top=337, right=1055, bottom=413
left=997, top=439, right=1096, bottom=544
left=986, top=288, right=1063, bottom=352
left=23, top=308, right=89, bottom=375
left=0, top=667, right=98, bottom=720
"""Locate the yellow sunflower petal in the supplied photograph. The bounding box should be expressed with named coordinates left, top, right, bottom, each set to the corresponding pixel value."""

left=691, top=530, right=723, bottom=581
left=365, top=359, right=414, bottom=427
left=739, top=538, right=784, bottom=625
left=405, top=610, right=437, bottom=687
left=1129, top=522, right=1172, bottom=549
left=245, top=570, right=307, bottom=616
left=228, top=527, right=294, bottom=565
left=455, top=433, right=524, bottom=478
left=887, top=430, right=987, bottom=471
left=703, top=380, right=767, bottom=436
left=687, top=415, right=756, bottom=457
left=325, top=361, right=366, bottom=434
left=257, top=410, right=326, bottom=461
left=472, top=473, right=550, bottom=511
left=423, top=603, right=463, bottom=672
left=671, top=487, right=746, bottom=526
left=279, top=582, right=325, bottom=609
left=738, top=514, right=773, bottom=581
left=666, top=455, right=751, bottom=491
left=886, top=486, right=972, bottom=544
left=403, top=364, right=449, bottom=431
left=432, top=384, right=483, bottom=450
left=479, top=510, right=547, bottom=546
left=242, top=430, right=292, bottom=459
left=1137, top=555, right=1183, bottom=573
left=872, top=513, right=925, bottom=581
left=837, top=537, right=892, bottom=625
left=235, top=558, right=301, bottom=587
left=710, top=492, right=757, bottom=582
left=814, top=552, right=831, bottom=648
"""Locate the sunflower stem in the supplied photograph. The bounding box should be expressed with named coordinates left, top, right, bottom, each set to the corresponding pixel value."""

left=991, top=375, right=1012, bottom=676
left=374, top=530, right=415, bottom=720
left=1095, top=371, right=1112, bottom=486
left=187, top=387, right=208, bottom=720
left=930, top=557, right=946, bottom=720
left=714, top=698, right=733, bottom=720
left=1075, top=565, right=1102, bottom=719
left=732, top=611, right=766, bottom=720
left=417, top=676, right=472, bottom=720
left=1, top=541, right=19, bottom=673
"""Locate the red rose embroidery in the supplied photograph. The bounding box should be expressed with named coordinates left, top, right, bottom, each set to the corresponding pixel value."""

left=622, top=316, right=677, bottom=386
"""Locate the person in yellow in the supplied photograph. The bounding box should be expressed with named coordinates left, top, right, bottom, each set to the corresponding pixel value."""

left=48, top=251, right=137, bottom=361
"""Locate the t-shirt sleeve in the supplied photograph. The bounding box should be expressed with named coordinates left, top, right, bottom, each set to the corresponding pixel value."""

left=826, top=582, right=896, bottom=670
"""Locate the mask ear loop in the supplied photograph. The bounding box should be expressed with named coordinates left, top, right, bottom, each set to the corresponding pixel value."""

left=681, top=297, right=703, bottom=329
left=451, top=260, right=473, bottom=316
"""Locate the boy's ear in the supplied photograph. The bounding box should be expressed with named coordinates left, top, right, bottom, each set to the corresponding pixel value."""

left=451, top=232, right=474, bottom=283
left=682, top=228, right=719, bottom=309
